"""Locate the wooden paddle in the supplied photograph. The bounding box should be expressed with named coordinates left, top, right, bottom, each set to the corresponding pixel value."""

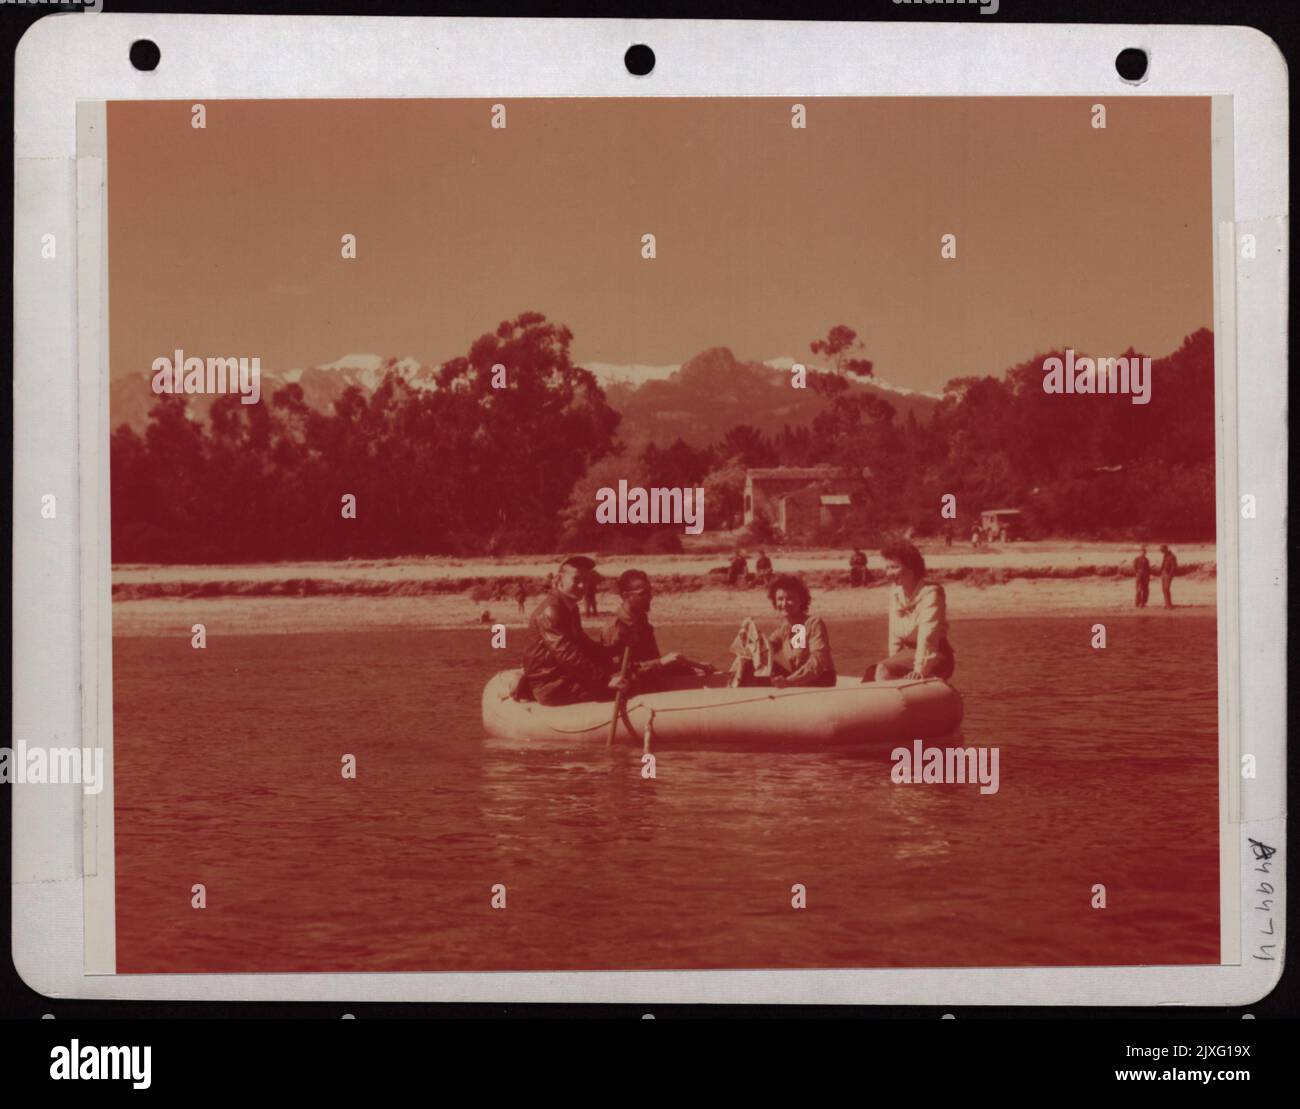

left=607, top=647, right=632, bottom=748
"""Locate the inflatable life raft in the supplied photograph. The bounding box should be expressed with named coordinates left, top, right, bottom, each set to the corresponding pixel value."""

left=481, top=670, right=963, bottom=750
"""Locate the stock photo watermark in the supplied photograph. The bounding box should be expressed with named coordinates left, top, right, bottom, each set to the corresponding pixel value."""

left=152, top=350, right=263, bottom=405
left=1, top=742, right=105, bottom=794
left=891, top=740, right=1001, bottom=795
left=595, top=480, right=705, bottom=534
left=1042, top=349, right=1152, bottom=404
left=892, top=0, right=1000, bottom=14
left=50, top=1042, right=150, bottom=1089
left=2, top=0, right=102, bottom=11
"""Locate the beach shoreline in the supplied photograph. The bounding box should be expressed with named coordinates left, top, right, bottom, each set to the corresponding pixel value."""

left=109, top=540, right=1216, bottom=636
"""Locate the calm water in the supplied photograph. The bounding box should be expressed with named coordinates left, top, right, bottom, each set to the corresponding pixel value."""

left=112, top=613, right=1220, bottom=972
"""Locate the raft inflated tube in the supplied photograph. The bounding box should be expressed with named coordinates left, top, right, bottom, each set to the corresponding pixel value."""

left=481, top=670, right=963, bottom=750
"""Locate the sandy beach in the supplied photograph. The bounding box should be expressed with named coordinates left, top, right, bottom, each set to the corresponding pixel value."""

left=110, top=540, right=1216, bottom=636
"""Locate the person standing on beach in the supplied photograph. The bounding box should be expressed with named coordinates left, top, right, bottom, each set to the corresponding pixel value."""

left=862, top=539, right=955, bottom=682
left=1158, top=545, right=1178, bottom=608
left=755, top=550, right=773, bottom=584
left=582, top=569, right=599, bottom=616
left=516, top=557, right=624, bottom=706
left=1133, top=547, right=1151, bottom=608
left=514, top=582, right=528, bottom=615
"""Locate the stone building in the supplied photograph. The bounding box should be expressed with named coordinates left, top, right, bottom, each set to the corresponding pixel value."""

left=743, top=466, right=857, bottom=538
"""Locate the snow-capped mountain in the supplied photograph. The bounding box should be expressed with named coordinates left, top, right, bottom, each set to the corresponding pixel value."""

left=110, top=348, right=940, bottom=445
left=762, top=357, right=942, bottom=400
left=581, top=362, right=681, bottom=388
left=109, top=354, right=432, bottom=431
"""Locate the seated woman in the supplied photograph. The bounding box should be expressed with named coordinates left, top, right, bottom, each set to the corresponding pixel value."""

left=863, top=539, right=955, bottom=682
left=730, top=574, right=836, bottom=688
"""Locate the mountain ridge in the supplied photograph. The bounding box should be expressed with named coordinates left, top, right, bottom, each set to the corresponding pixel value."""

left=109, top=347, right=940, bottom=447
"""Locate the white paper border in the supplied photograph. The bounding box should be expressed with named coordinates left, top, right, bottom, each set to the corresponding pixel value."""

left=12, top=14, right=1288, bottom=1005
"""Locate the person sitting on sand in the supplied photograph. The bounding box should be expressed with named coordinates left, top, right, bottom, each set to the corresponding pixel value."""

left=727, top=551, right=749, bottom=586
left=862, top=539, right=955, bottom=682
left=730, top=573, right=836, bottom=688
left=602, top=569, right=712, bottom=692
left=849, top=547, right=867, bottom=587
left=516, top=556, right=626, bottom=706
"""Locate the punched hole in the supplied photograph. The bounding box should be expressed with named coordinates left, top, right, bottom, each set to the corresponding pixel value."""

left=625, top=44, right=655, bottom=77
left=1115, top=48, right=1148, bottom=83
left=130, top=39, right=161, bottom=72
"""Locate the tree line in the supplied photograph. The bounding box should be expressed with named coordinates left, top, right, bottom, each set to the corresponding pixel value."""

left=110, top=313, right=1215, bottom=562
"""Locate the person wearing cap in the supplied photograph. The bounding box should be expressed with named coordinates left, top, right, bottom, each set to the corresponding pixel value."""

left=602, top=569, right=712, bottom=692
left=1158, top=544, right=1178, bottom=609
left=517, top=556, right=624, bottom=706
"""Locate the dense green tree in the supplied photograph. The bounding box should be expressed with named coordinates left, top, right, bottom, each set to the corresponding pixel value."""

left=109, top=323, right=1217, bottom=561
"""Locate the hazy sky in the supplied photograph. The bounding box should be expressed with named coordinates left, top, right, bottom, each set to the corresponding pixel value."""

left=108, top=97, right=1212, bottom=392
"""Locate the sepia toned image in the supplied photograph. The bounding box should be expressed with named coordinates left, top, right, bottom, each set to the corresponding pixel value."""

left=102, top=95, right=1222, bottom=974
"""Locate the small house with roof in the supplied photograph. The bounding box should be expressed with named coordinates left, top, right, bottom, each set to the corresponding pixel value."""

left=744, top=466, right=858, bottom=538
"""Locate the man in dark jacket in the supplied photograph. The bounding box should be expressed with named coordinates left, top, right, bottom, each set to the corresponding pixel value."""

left=518, top=557, right=623, bottom=706
left=1133, top=546, right=1151, bottom=608
left=1158, top=545, right=1178, bottom=609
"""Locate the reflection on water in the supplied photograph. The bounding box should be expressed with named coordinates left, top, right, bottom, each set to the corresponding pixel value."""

left=112, top=614, right=1219, bottom=971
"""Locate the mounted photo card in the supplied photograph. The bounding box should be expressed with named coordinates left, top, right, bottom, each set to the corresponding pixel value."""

left=11, top=14, right=1288, bottom=1005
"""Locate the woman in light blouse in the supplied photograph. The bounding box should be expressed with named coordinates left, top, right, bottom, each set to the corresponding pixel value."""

left=862, top=539, right=955, bottom=682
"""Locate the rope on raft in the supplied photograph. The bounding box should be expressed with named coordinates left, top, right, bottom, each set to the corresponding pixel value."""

left=538, top=683, right=905, bottom=737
